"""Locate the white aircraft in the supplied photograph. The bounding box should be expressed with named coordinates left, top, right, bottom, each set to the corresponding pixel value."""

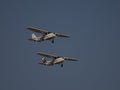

left=26, top=27, right=70, bottom=43
left=37, top=52, right=79, bottom=67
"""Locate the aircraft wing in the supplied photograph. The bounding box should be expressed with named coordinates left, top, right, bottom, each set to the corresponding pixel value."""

left=26, top=27, right=48, bottom=34
left=64, top=57, right=79, bottom=61
left=56, top=33, right=70, bottom=38
left=37, top=52, right=58, bottom=59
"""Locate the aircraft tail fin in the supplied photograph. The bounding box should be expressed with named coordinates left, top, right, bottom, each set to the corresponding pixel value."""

left=28, top=33, right=43, bottom=42
left=32, top=33, right=37, bottom=39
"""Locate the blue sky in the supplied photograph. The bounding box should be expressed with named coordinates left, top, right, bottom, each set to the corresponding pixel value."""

left=0, top=0, right=120, bottom=90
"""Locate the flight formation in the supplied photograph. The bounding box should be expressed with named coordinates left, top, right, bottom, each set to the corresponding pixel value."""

left=26, top=27, right=79, bottom=67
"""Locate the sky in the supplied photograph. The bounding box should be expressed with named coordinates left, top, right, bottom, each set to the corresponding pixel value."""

left=0, top=0, right=120, bottom=90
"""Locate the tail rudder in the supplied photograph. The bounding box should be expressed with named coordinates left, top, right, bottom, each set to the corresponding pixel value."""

left=30, top=33, right=43, bottom=42
left=32, top=33, right=37, bottom=39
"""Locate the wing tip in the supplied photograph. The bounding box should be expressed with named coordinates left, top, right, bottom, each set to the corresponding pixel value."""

left=65, top=57, right=79, bottom=61
left=72, top=59, right=79, bottom=61
left=26, top=26, right=34, bottom=30
left=36, top=52, right=41, bottom=54
left=36, top=52, right=45, bottom=55
left=64, top=35, right=70, bottom=38
left=67, top=35, right=70, bottom=38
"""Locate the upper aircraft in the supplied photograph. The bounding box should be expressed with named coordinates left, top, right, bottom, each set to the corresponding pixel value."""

left=26, top=27, right=70, bottom=43
left=37, top=52, right=79, bottom=67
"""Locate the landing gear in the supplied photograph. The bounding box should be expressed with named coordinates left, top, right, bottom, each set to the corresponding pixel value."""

left=51, top=39, right=54, bottom=44
left=61, top=63, right=63, bottom=67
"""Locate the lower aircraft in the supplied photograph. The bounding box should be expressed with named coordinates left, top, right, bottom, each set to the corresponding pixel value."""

left=37, top=52, right=79, bottom=67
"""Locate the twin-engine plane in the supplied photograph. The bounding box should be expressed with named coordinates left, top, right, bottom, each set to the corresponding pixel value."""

left=26, top=27, right=70, bottom=43
left=37, top=52, right=79, bottom=67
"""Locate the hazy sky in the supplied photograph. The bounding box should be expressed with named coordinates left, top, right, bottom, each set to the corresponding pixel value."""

left=0, top=0, right=120, bottom=90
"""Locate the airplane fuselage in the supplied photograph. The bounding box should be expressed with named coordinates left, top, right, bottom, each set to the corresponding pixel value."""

left=54, top=57, right=64, bottom=64
left=40, top=57, right=65, bottom=66
left=43, top=33, right=56, bottom=40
